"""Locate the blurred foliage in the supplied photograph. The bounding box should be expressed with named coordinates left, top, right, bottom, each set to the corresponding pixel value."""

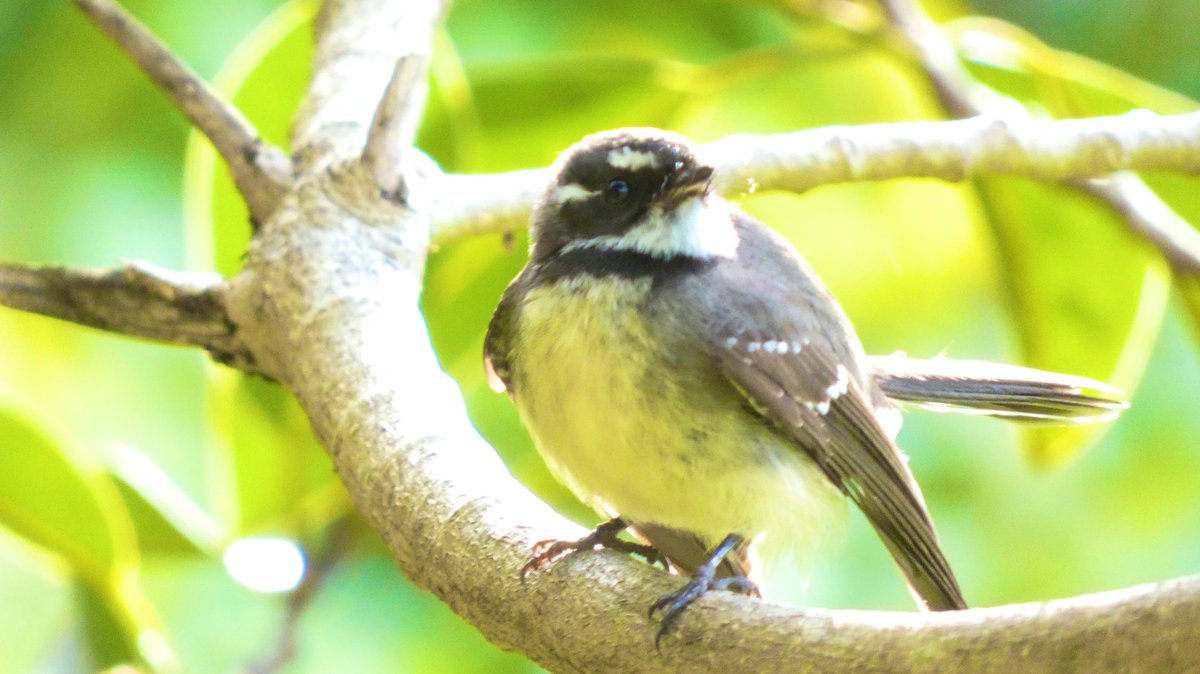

left=2, top=0, right=1200, bottom=672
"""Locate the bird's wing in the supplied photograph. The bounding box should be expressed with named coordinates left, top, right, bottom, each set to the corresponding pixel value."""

left=710, top=328, right=966, bottom=611
left=483, top=274, right=527, bottom=397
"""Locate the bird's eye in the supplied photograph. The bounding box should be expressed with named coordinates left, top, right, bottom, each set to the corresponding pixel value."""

left=605, top=177, right=632, bottom=203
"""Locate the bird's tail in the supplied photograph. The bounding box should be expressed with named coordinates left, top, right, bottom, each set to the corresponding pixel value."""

left=870, top=354, right=1128, bottom=423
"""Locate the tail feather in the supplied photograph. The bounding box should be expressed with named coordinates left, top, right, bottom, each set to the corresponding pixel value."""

left=870, top=354, right=1128, bottom=423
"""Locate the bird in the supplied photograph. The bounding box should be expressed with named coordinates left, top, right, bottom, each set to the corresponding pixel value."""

left=483, top=127, right=1127, bottom=641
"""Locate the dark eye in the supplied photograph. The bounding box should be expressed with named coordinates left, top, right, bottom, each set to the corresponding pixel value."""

left=605, top=177, right=632, bottom=203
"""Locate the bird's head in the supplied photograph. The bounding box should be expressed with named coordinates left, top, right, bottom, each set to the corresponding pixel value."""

left=530, top=128, right=737, bottom=261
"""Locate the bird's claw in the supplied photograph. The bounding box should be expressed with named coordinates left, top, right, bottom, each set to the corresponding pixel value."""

left=519, top=520, right=666, bottom=583
left=520, top=539, right=581, bottom=581
left=650, top=574, right=760, bottom=648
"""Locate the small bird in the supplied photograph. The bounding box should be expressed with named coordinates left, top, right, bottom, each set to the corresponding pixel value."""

left=484, top=128, right=1126, bottom=640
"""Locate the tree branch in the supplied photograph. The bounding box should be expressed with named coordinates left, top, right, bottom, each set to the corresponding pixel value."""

left=10, top=0, right=1200, bottom=671
left=210, top=1, right=1200, bottom=670
left=292, top=0, right=448, bottom=165
left=0, top=260, right=255, bottom=372
left=362, top=54, right=431, bottom=199
left=249, top=517, right=352, bottom=674
left=876, top=0, right=1003, bottom=117
left=707, top=111, right=1200, bottom=190
left=73, top=0, right=292, bottom=223
left=430, top=168, right=549, bottom=245
left=430, top=110, right=1200, bottom=245
left=1074, top=174, right=1200, bottom=274
left=224, top=161, right=1200, bottom=670
left=877, top=0, right=1200, bottom=275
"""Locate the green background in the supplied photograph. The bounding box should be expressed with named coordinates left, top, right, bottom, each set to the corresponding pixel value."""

left=2, top=0, right=1199, bottom=671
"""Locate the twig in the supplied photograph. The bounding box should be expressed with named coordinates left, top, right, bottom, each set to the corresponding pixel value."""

left=292, top=0, right=448, bottom=164
left=877, top=0, right=1200, bottom=275
left=73, top=0, right=291, bottom=223
left=363, top=54, right=431, bottom=200
left=876, top=0, right=999, bottom=116
left=0, top=260, right=256, bottom=372
left=429, top=111, right=1200, bottom=245
left=1073, top=174, right=1200, bottom=274
left=707, top=111, right=1200, bottom=191
left=430, top=168, right=549, bottom=245
left=247, top=517, right=352, bottom=674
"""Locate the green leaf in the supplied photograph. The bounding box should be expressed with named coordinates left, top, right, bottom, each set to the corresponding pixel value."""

left=1175, top=276, right=1200, bottom=337
left=972, top=178, right=1169, bottom=466
left=0, top=394, right=176, bottom=672
left=425, top=55, right=689, bottom=171
left=76, top=577, right=142, bottom=671
left=949, top=17, right=1197, bottom=116
left=0, top=397, right=125, bottom=577
left=181, top=0, right=342, bottom=536
left=76, top=575, right=178, bottom=674
left=104, top=443, right=225, bottom=558
left=1140, top=170, right=1200, bottom=338
left=207, top=370, right=339, bottom=534
left=447, top=0, right=792, bottom=66
left=934, top=18, right=1195, bottom=464
left=182, top=0, right=317, bottom=276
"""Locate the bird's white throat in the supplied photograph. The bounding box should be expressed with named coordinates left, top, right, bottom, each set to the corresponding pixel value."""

left=566, top=197, right=741, bottom=260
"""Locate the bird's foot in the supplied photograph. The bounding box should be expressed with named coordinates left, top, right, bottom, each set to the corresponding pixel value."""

left=520, top=517, right=665, bottom=582
left=649, top=574, right=760, bottom=647
left=648, top=534, right=760, bottom=648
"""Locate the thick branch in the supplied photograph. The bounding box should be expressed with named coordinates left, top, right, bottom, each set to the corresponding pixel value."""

left=73, top=0, right=291, bottom=223
left=0, top=260, right=254, bottom=371
left=430, top=110, right=1200, bottom=244
left=878, top=0, right=1200, bottom=274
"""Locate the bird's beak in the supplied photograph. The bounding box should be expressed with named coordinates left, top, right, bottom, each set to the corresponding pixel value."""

left=663, top=162, right=714, bottom=209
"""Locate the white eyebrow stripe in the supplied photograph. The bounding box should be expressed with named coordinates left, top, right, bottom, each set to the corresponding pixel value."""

left=606, top=147, right=660, bottom=171
left=553, top=183, right=598, bottom=203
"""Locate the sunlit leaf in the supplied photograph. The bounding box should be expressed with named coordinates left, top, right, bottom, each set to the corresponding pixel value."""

left=447, top=0, right=792, bottom=66
left=207, top=370, right=338, bottom=534
left=76, top=577, right=143, bottom=671
left=950, top=18, right=1197, bottom=116
left=1142, top=171, right=1200, bottom=339
left=182, top=0, right=317, bottom=276
left=440, top=56, right=690, bottom=171
left=104, top=443, right=225, bottom=558
left=76, top=575, right=177, bottom=674
left=181, top=0, right=336, bottom=537
left=926, top=18, right=1199, bottom=464
left=0, top=395, right=174, bottom=671
left=972, top=177, right=1168, bottom=466
left=0, top=398, right=124, bottom=577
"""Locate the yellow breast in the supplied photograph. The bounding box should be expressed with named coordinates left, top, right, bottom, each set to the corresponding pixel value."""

left=513, top=276, right=658, bottom=513
left=510, top=274, right=847, bottom=564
